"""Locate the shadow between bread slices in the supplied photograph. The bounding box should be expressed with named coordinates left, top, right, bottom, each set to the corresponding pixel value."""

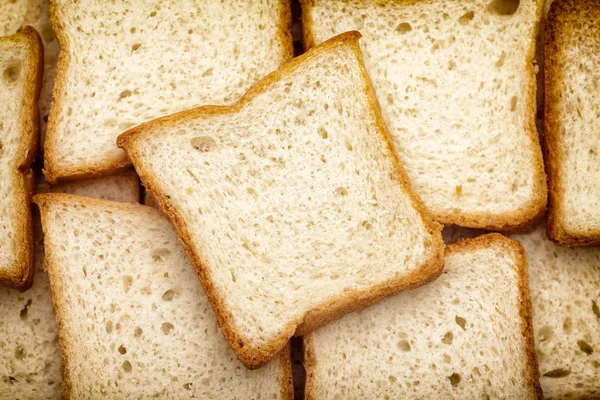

left=118, top=31, right=445, bottom=369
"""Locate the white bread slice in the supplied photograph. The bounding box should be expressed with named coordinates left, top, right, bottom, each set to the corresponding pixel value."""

left=0, top=26, right=42, bottom=290
left=301, top=0, right=547, bottom=232
left=0, top=172, right=139, bottom=399
left=512, top=224, right=600, bottom=399
left=43, top=0, right=293, bottom=183
left=33, top=193, right=292, bottom=399
left=118, top=31, right=444, bottom=369
left=0, top=0, right=28, bottom=37
left=544, top=0, right=600, bottom=246
left=304, top=234, right=542, bottom=399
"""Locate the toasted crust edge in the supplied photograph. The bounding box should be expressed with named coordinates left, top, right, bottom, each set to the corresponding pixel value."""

left=42, top=0, right=294, bottom=184
left=0, top=26, right=43, bottom=290
left=300, top=0, right=548, bottom=233
left=544, top=0, right=600, bottom=247
left=304, top=233, right=542, bottom=400
left=118, top=31, right=444, bottom=369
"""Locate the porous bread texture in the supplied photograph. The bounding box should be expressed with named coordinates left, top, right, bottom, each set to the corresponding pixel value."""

left=0, top=26, right=42, bottom=290
left=118, top=32, right=444, bottom=369
left=33, top=194, right=292, bottom=399
left=544, top=0, right=600, bottom=246
left=304, top=234, right=542, bottom=400
left=0, top=173, right=139, bottom=400
left=0, top=0, right=28, bottom=37
left=512, top=224, right=600, bottom=400
left=44, top=0, right=293, bottom=183
left=301, top=0, right=547, bottom=231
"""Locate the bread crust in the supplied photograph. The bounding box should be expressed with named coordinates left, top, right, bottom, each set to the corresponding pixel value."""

left=304, top=233, right=542, bottom=399
left=0, top=26, right=43, bottom=290
left=300, top=0, right=548, bottom=233
left=42, top=0, right=294, bottom=184
left=544, top=0, right=600, bottom=246
left=118, top=31, right=444, bottom=369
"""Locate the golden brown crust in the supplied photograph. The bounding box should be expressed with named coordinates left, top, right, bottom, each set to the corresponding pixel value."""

left=544, top=0, right=600, bottom=247
left=278, top=343, right=294, bottom=400
left=300, top=0, right=548, bottom=233
left=118, top=31, right=444, bottom=369
left=304, top=233, right=542, bottom=400
left=43, top=1, right=294, bottom=184
left=0, top=26, right=43, bottom=290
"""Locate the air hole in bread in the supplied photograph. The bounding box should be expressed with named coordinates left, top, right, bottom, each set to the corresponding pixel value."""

left=14, top=346, right=25, bottom=360
left=162, top=289, right=175, bottom=301
left=345, top=140, right=353, bottom=151
left=202, top=68, right=213, bottom=77
left=190, top=136, right=217, bottom=152
left=496, top=51, right=507, bottom=68
left=150, top=11, right=157, bottom=17
left=334, top=187, right=348, bottom=197
left=577, top=340, right=593, bottom=355
left=118, top=345, right=126, bottom=354
left=592, top=300, right=600, bottom=318
left=19, top=299, right=32, bottom=321
left=119, top=90, right=132, bottom=100
left=106, top=321, right=113, bottom=334
left=448, top=60, right=456, bottom=71
left=161, top=322, right=174, bottom=335
left=122, top=275, right=133, bottom=293
left=487, top=0, right=520, bottom=16
left=318, top=127, right=328, bottom=139
left=510, top=96, right=518, bottom=111
left=543, top=368, right=571, bottom=378
left=134, top=326, right=143, bottom=338
left=183, top=383, right=193, bottom=390
left=458, top=11, right=475, bottom=25
left=395, top=22, right=412, bottom=34
left=122, top=361, right=132, bottom=372
left=132, top=43, right=141, bottom=51
left=538, top=325, right=554, bottom=341
left=563, top=317, right=573, bottom=334
left=449, top=373, right=461, bottom=386
left=151, top=248, right=170, bottom=262
left=455, top=316, right=466, bottom=330
left=593, top=361, right=600, bottom=369
left=3, top=65, right=20, bottom=83
left=397, top=340, right=411, bottom=352
left=442, top=331, right=453, bottom=344
left=388, top=375, right=397, bottom=383
left=130, top=27, right=136, bottom=34
left=141, top=286, right=152, bottom=295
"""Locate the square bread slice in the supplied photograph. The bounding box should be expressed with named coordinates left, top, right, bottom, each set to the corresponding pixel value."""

left=33, top=193, right=292, bottom=399
left=512, top=224, right=600, bottom=399
left=0, top=26, right=42, bottom=290
left=301, top=0, right=547, bottom=232
left=544, top=0, right=600, bottom=246
left=118, top=31, right=445, bottom=369
left=0, top=172, right=139, bottom=400
left=304, top=234, right=542, bottom=399
left=43, top=0, right=293, bottom=183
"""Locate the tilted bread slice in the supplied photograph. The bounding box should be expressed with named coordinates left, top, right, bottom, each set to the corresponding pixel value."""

left=118, top=32, right=444, bottom=369
left=544, top=0, right=600, bottom=246
left=33, top=193, right=292, bottom=399
left=0, top=26, right=42, bottom=290
left=43, top=0, right=293, bottom=182
left=304, top=234, right=542, bottom=399
left=301, top=0, right=547, bottom=231
left=512, top=224, right=600, bottom=399
left=0, top=172, right=139, bottom=400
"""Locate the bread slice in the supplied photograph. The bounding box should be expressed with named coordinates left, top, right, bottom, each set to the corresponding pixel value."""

left=301, top=0, right=547, bottom=232
left=43, top=0, right=293, bottom=183
left=0, top=0, right=28, bottom=37
left=118, top=31, right=444, bottom=369
left=0, top=173, right=139, bottom=399
left=304, top=234, right=542, bottom=399
left=33, top=193, right=292, bottom=399
left=512, top=224, right=600, bottom=399
left=0, top=26, right=43, bottom=290
left=544, top=0, right=600, bottom=246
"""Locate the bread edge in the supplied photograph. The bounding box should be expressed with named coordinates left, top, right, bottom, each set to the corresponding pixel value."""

left=278, top=342, right=294, bottom=400
left=118, top=31, right=444, bottom=369
left=303, top=233, right=542, bottom=400
left=300, top=0, right=548, bottom=233
left=543, top=0, right=600, bottom=247
left=42, top=0, right=294, bottom=184
left=0, top=26, right=43, bottom=290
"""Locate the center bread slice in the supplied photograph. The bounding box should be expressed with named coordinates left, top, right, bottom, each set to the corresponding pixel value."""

left=118, top=32, right=445, bottom=369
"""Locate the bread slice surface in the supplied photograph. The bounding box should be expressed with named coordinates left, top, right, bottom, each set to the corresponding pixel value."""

left=512, top=224, right=600, bottom=399
left=0, top=26, right=43, bottom=290
left=304, top=234, right=542, bottom=399
left=118, top=31, right=444, bottom=369
left=43, top=0, right=293, bottom=182
left=301, top=0, right=547, bottom=231
left=33, top=193, right=292, bottom=399
left=0, top=172, right=139, bottom=400
left=0, top=0, right=28, bottom=37
left=544, top=0, right=600, bottom=246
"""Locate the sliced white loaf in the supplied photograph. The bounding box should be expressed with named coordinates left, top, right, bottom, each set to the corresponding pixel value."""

left=0, top=26, right=42, bottom=290
left=544, top=0, right=600, bottom=246
left=0, top=172, right=139, bottom=400
left=513, top=224, right=600, bottom=399
left=301, top=0, right=547, bottom=231
left=304, top=234, right=542, bottom=399
left=33, top=193, right=292, bottom=399
left=118, top=32, right=444, bottom=369
left=44, top=0, right=293, bottom=182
